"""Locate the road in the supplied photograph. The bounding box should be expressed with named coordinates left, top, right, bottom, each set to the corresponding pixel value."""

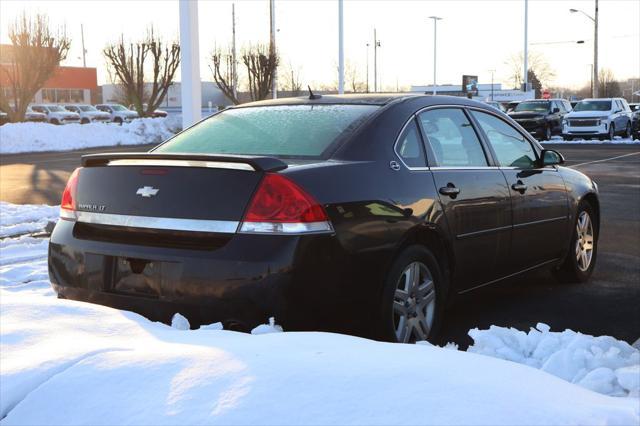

left=0, top=144, right=156, bottom=205
left=1, top=143, right=639, bottom=346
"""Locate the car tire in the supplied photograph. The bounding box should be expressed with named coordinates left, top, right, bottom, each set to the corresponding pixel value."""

left=624, top=122, right=631, bottom=139
left=114, top=117, right=123, bottom=125
left=554, top=201, right=598, bottom=283
left=81, top=118, right=90, bottom=125
left=378, top=245, right=446, bottom=343
left=564, top=136, right=573, bottom=141
left=608, top=123, right=615, bottom=140
left=51, top=119, right=60, bottom=125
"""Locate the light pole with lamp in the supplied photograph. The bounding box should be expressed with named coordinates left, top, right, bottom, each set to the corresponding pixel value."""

left=366, top=43, right=370, bottom=93
left=428, top=16, right=442, bottom=95
left=570, top=1, right=598, bottom=97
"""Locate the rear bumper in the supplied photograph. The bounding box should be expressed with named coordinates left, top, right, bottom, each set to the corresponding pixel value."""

left=48, top=219, right=356, bottom=332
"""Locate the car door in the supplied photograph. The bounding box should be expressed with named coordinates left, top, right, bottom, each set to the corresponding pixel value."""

left=469, top=109, right=569, bottom=273
left=417, top=107, right=512, bottom=290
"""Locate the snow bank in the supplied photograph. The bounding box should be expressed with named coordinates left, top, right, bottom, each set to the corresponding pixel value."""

left=468, top=323, right=640, bottom=397
left=0, top=202, right=59, bottom=237
left=0, top=117, right=181, bottom=154
left=1, top=203, right=638, bottom=425
left=542, top=135, right=640, bottom=144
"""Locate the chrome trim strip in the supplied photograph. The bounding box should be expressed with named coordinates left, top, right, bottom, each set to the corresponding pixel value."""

left=459, top=259, right=559, bottom=295
left=71, top=211, right=239, bottom=233
left=513, top=216, right=568, bottom=229
left=431, top=166, right=501, bottom=170
left=108, top=159, right=255, bottom=171
left=238, top=221, right=334, bottom=235
left=456, top=225, right=512, bottom=240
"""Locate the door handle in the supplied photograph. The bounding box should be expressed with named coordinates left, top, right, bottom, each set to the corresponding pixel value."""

left=511, top=181, right=528, bottom=194
left=439, top=184, right=460, bottom=198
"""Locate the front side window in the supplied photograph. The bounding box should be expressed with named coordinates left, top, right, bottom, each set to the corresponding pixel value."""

left=471, top=110, right=537, bottom=169
left=395, top=120, right=426, bottom=168
left=156, top=104, right=379, bottom=158
left=418, top=108, right=487, bottom=167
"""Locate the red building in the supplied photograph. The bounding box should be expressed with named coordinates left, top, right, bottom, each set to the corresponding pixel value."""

left=0, top=44, right=98, bottom=104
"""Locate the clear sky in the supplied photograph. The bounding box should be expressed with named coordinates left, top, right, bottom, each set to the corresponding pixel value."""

left=1, top=0, right=638, bottom=90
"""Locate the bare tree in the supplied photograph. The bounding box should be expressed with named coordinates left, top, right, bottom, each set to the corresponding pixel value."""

left=344, top=61, right=366, bottom=93
left=598, top=68, right=621, bottom=98
left=505, top=51, right=555, bottom=90
left=243, top=44, right=278, bottom=101
left=0, top=13, right=70, bottom=121
left=281, top=62, right=303, bottom=96
left=210, top=46, right=240, bottom=105
left=103, top=27, right=180, bottom=116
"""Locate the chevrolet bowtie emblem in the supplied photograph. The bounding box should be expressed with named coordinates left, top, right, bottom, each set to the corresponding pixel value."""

left=136, top=186, right=159, bottom=198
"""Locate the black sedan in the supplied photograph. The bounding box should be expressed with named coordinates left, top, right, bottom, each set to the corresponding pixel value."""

left=49, top=95, right=600, bottom=343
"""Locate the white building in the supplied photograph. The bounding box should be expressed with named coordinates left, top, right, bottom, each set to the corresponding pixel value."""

left=410, top=83, right=535, bottom=102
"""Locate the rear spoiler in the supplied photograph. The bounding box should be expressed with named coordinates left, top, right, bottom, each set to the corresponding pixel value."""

left=81, top=152, right=288, bottom=172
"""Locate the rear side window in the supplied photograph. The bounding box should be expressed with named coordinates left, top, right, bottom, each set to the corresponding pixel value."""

left=156, top=104, right=379, bottom=158
left=395, top=120, right=426, bottom=168
left=417, top=108, right=487, bottom=167
left=471, top=110, right=537, bottom=169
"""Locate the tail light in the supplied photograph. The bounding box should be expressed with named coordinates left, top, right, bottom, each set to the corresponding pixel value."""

left=239, top=173, right=333, bottom=234
left=60, top=168, right=80, bottom=220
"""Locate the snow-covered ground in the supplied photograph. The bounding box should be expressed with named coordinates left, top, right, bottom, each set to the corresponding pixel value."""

left=0, top=117, right=181, bottom=154
left=1, top=203, right=638, bottom=425
left=542, top=135, right=640, bottom=144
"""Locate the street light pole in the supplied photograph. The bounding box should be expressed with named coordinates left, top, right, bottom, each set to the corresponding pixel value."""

left=338, top=0, right=344, bottom=94
left=373, top=29, right=379, bottom=92
left=366, top=43, right=370, bottom=93
left=523, top=0, right=528, bottom=93
left=570, top=1, right=598, bottom=97
left=489, top=69, right=495, bottom=101
left=270, top=0, right=277, bottom=99
left=428, top=16, right=442, bottom=96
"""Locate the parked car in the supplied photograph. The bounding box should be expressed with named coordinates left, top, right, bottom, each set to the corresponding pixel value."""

left=505, top=101, right=521, bottom=113
left=629, top=103, right=640, bottom=139
left=0, top=109, right=9, bottom=126
left=128, top=104, right=168, bottom=118
left=483, top=101, right=507, bottom=113
left=49, top=95, right=600, bottom=343
left=31, top=104, right=81, bottom=125
left=563, top=98, right=633, bottom=140
left=25, top=106, right=47, bottom=123
left=508, top=99, right=572, bottom=141
left=95, top=104, right=139, bottom=124
left=64, top=104, right=111, bottom=124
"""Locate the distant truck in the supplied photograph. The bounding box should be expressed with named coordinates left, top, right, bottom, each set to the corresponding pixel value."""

left=31, top=104, right=81, bottom=125
left=64, top=104, right=111, bottom=124
left=95, top=104, right=139, bottom=125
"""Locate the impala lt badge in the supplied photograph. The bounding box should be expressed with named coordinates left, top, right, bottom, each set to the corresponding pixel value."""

left=136, top=186, right=159, bottom=198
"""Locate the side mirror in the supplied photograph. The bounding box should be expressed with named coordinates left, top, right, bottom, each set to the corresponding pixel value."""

left=553, top=107, right=560, bottom=113
left=541, top=149, right=564, bottom=167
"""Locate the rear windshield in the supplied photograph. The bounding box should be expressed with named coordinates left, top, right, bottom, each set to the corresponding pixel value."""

left=155, top=104, right=379, bottom=158
left=515, top=101, right=550, bottom=112
left=574, top=100, right=611, bottom=112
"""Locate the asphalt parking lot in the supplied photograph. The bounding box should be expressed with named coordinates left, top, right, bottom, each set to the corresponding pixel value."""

left=1, top=143, right=638, bottom=346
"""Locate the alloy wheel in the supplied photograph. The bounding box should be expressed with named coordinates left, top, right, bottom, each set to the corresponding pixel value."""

left=393, top=261, right=436, bottom=343
left=575, top=211, right=594, bottom=272
left=545, top=126, right=551, bottom=141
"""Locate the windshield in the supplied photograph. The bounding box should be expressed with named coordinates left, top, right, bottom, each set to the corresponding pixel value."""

left=514, top=101, right=550, bottom=113
left=48, top=105, right=65, bottom=112
left=79, top=105, right=97, bottom=112
left=110, top=105, right=127, bottom=111
left=574, top=100, right=612, bottom=112
left=155, top=104, right=380, bottom=158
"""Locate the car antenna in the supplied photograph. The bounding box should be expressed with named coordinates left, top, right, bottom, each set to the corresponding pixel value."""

left=308, top=86, right=322, bottom=100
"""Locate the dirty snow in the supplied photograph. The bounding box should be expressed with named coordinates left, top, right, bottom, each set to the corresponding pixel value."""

left=0, top=203, right=638, bottom=425
left=0, top=202, right=59, bottom=238
left=0, top=117, right=181, bottom=154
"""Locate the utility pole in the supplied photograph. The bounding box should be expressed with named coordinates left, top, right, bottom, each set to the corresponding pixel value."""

left=80, top=24, right=87, bottom=67
left=270, top=0, right=277, bottom=99
left=523, top=0, right=528, bottom=93
left=338, top=0, right=344, bottom=94
left=428, top=16, right=442, bottom=96
left=366, top=43, right=370, bottom=93
left=373, top=28, right=380, bottom=92
left=232, top=3, right=237, bottom=100
left=179, top=0, right=202, bottom=128
left=570, top=1, right=599, bottom=97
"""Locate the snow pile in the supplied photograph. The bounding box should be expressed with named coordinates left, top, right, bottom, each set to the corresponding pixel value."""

left=0, top=202, right=638, bottom=425
left=0, top=116, right=181, bottom=154
left=0, top=202, right=59, bottom=237
left=542, top=135, right=640, bottom=144
left=251, top=317, right=284, bottom=335
left=468, top=323, right=640, bottom=397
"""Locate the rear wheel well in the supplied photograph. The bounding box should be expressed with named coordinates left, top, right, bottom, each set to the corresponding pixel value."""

left=393, top=228, right=453, bottom=301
